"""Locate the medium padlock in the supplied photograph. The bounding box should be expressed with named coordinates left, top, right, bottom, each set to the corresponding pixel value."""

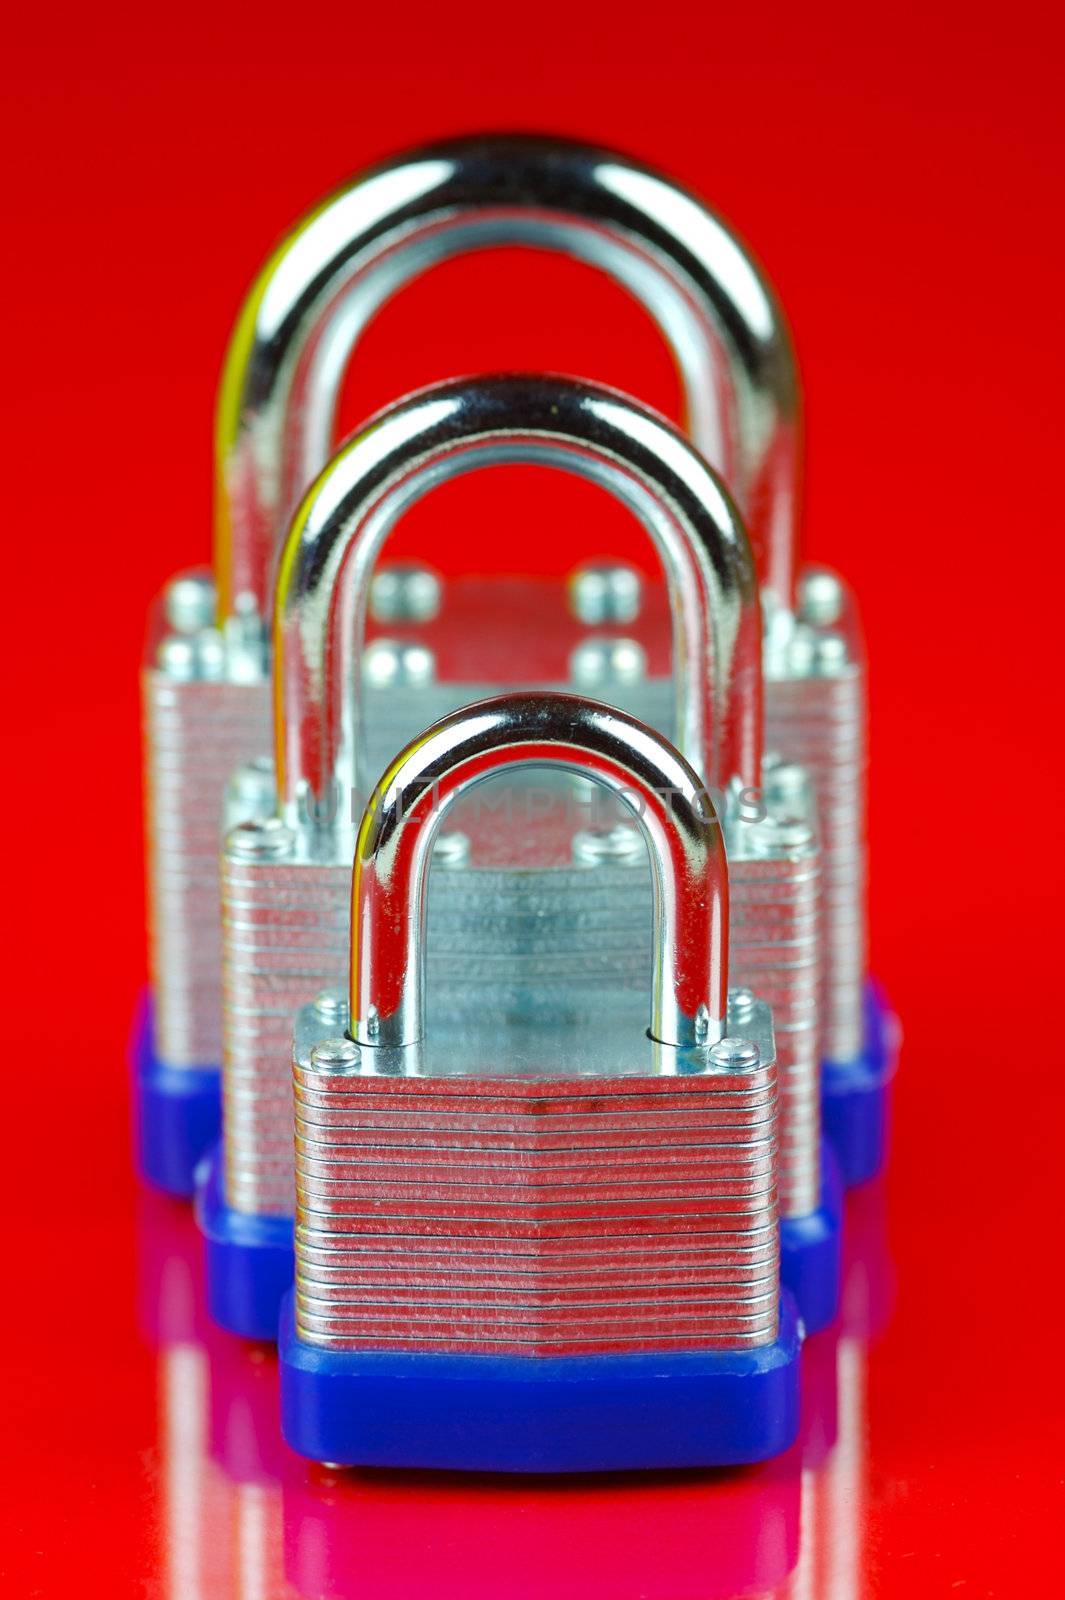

left=213, top=130, right=892, bottom=1186
left=278, top=691, right=801, bottom=1472
left=198, top=373, right=836, bottom=1340
left=136, top=129, right=817, bottom=1194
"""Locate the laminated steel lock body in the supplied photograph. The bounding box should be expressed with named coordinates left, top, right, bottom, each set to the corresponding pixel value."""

left=280, top=693, right=801, bottom=1473
left=219, top=373, right=822, bottom=1233
left=143, top=130, right=817, bottom=1108
left=292, top=690, right=780, bottom=1353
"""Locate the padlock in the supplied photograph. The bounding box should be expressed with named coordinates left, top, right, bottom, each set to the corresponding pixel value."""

left=136, top=128, right=823, bottom=1195
left=278, top=690, right=801, bottom=1472
left=209, top=131, right=892, bottom=1186
left=197, top=372, right=837, bottom=1340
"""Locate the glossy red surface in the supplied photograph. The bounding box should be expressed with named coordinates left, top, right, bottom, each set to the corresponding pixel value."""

left=3, top=1, right=1064, bottom=1593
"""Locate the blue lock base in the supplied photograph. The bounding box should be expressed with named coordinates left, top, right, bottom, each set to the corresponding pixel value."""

left=279, top=1290, right=802, bottom=1473
left=780, top=1144, right=843, bottom=1334
left=822, top=979, right=900, bottom=1189
left=132, top=992, right=222, bottom=1198
left=196, top=1142, right=295, bottom=1341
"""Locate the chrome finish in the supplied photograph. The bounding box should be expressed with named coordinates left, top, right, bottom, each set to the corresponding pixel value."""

left=216, top=133, right=800, bottom=622
left=274, top=373, right=761, bottom=816
left=350, top=693, right=729, bottom=1058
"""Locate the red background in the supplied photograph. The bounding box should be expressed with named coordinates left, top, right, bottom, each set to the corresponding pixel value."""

left=3, top=2, right=1064, bottom=1595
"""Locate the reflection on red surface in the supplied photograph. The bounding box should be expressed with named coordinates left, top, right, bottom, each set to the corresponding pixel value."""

left=135, top=1182, right=894, bottom=1600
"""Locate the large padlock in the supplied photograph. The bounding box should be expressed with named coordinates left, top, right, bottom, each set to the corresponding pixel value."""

left=278, top=690, right=801, bottom=1472
left=198, top=373, right=835, bottom=1339
left=136, top=130, right=814, bottom=1195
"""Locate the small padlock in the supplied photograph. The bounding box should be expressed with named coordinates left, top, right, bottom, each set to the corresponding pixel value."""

left=198, top=372, right=836, bottom=1339
left=136, top=130, right=815, bottom=1194
left=278, top=691, right=801, bottom=1472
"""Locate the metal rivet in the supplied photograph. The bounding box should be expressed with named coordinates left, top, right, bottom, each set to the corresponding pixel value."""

left=728, top=987, right=756, bottom=1020
left=313, top=990, right=350, bottom=1024
left=193, top=627, right=226, bottom=681
left=156, top=635, right=199, bottom=679
left=572, top=824, right=644, bottom=867
left=310, top=1038, right=361, bottom=1075
left=707, top=1037, right=760, bottom=1070
left=227, top=817, right=295, bottom=859
left=370, top=564, right=442, bottom=623
left=569, top=637, right=646, bottom=688
left=364, top=639, right=436, bottom=689
left=798, top=568, right=844, bottom=627
left=165, top=572, right=217, bottom=633
left=812, top=631, right=849, bottom=672
left=433, top=831, right=471, bottom=869
left=748, top=814, right=814, bottom=855
left=568, top=563, right=642, bottom=624
left=762, top=759, right=810, bottom=805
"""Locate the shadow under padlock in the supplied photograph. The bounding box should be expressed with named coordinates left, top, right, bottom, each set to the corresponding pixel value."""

left=134, top=130, right=824, bottom=1198
left=279, top=690, right=801, bottom=1472
left=197, top=373, right=838, bottom=1342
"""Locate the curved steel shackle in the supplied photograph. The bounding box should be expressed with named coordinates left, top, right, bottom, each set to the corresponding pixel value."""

left=273, top=374, right=762, bottom=816
left=351, top=693, right=728, bottom=1054
left=218, top=133, right=800, bottom=620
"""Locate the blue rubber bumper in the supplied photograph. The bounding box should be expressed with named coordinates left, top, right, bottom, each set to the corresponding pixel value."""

left=132, top=992, right=221, bottom=1198
left=779, top=1144, right=842, bottom=1334
left=196, top=1141, right=295, bottom=1341
left=822, top=979, right=900, bottom=1189
left=279, top=1290, right=802, bottom=1473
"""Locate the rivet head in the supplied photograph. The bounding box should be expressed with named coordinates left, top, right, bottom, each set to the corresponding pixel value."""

left=569, top=637, right=646, bottom=688
left=227, top=816, right=295, bottom=859
left=433, top=830, right=471, bottom=869
left=313, top=990, right=350, bottom=1024
left=762, top=760, right=809, bottom=805
left=310, top=1038, right=361, bottom=1075
left=156, top=635, right=199, bottom=679
left=165, top=571, right=217, bottom=633
left=572, top=824, right=644, bottom=867
left=370, top=565, right=442, bottom=623
left=707, top=1036, right=760, bottom=1070
left=568, top=563, right=642, bottom=624
left=364, top=639, right=436, bottom=688
left=747, top=813, right=814, bottom=856
left=728, top=986, right=756, bottom=1019
left=812, top=631, right=849, bottom=673
left=798, top=568, right=845, bottom=627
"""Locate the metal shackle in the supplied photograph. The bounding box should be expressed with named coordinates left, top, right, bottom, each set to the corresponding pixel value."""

left=349, top=692, right=729, bottom=1054
left=217, top=133, right=800, bottom=620
left=273, top=373, right=763, bottom=819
